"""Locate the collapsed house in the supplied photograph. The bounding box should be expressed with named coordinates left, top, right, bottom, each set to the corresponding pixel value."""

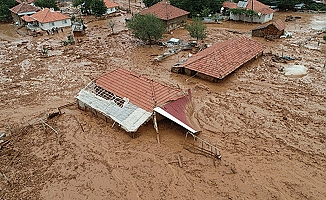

left=252, top=19, right=286, bottom=39
left=75, top=68, right=199, bottom=134
left=172, top=36, right=266, bottom=82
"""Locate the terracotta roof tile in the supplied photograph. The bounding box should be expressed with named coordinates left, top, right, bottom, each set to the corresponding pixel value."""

left=245, top=0, right=275, bottom=15
left=223, top=0, right=274, bottom=15
left=104, top=0, right=119, bottom=8
left=139, top=2, right=189, bottom=21
left=16, top=0, right=34, bottom=4
left=30, top=8, right=70, bottom=23
left=180, top=37, right=265, bottom=79
left=273, top=19, right=286, bottom=31
left=21, top=15, right=36, bottom=22
left=222, top=2, right=238, bottom=9
left=10, top=3, right=40, bottom=14
left=95, top=68, right=185, bottom=112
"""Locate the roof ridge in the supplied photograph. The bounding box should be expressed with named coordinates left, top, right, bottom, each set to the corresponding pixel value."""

left=42, top=8, right=50, bottom=23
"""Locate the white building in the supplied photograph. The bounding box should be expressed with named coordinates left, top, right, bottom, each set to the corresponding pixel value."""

left=29, top=8, right=71, bottom=30
left=104, top=0, right=119, bottom=15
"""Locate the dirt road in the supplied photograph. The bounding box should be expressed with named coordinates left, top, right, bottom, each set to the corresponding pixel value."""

left=0, top=8, right=325, bottom=200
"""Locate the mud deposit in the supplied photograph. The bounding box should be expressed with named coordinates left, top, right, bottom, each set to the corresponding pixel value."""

left=0, top=5, right=325, bottom=200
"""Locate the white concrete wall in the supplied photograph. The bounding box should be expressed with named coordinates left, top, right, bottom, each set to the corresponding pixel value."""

left=230, top=13, right=273, bottom=23
left=39, top=19, right=71, bottom=30
left=106, top=7, right=118, bottom=14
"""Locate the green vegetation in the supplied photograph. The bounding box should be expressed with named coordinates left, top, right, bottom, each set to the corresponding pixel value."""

left=0, top=0, right=16, bottom=21
left=170, top=0, right=224, bottom=17
left=186, top=18, right=207, bottom=41
left=90, top=0, right=107, bottom=17
left=323, top=35, right=326, bottom=41
left=229, top=8, right=258, bottom=17
left=126, top=13, right=165, bottom=44
left=72, top=0, right=91, bottom=15
left=143, top=0, right=160, bottom=7
left=34, top=0, right=59, bottom=11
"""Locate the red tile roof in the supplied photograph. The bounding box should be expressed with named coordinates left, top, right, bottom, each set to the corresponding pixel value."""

left=222, top=2, right=238, bottom=9
left=180, top=37, right=265, bottom=79
left=223, top=0, right=274, bottom=15
left=95, top=68, right=185, bottom=112
left=139, top=2, right=189, bottom=21
left=16, top=0, right=34, bottom=4
left=104, top=0, right=119, bottom=8
left=272, top=19, right=286, bottom=31
left=21, top=15, right=36, bottom=22
left=30, top=8, right=70, bottom=23
left=10, top=3, right=40, bottom=14
left=246, top=0, right=275, bottom=14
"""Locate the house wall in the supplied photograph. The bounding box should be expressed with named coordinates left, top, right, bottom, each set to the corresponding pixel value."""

left=106, top=6, right=119, bottom=14
left=184, top=69, right=218, bottom=82
left=252, top=24, right=284, bottom=38
left=164, top=15, right=188, bottom=32
left=230, top=13, right=273, bottom=23
left=39, top=18, right=71, bottom=30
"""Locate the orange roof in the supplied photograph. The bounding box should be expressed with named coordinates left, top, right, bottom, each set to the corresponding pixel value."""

left=246, top=0, right=275, bottom=14
left=95, top=68, right=185, bottom=112
left=223, top=0, right=274, bottom=15
left=104, top=0, right=119, bottom=8
left=16, top=0, right=34, bottom=4
left=180, top=37, right=265, bottom=79
left=30, top=8, right=70, bottom=23
left=273, top=19, right=286, bottom=31
left=10, top=3, right=40, bottom=14
left=140, top=2, right=189, bottom=21
left=21, top=15, right=36, bottom=22
left=222, top=2, right=238, bottom=9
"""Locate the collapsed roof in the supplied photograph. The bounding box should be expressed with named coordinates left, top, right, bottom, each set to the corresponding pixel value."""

left=76, top=68, right=199, bottom=133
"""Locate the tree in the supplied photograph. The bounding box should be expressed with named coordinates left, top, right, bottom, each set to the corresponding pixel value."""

left=0, top=0, right=16, bottom=21
left=34, top=0, right=59, bottom=10
left=72, top=0, right=91, bottom=15
left=127, top=13, right=165, bottom=44
left=186, top=18, right=207, bottom=41
left=108, top=20, right=115, bottom=33
left=91, top=0, right=107, bottom=17
left=143, top=0, right=160, bottom=7
left=170, top=0, right=224, bottom=17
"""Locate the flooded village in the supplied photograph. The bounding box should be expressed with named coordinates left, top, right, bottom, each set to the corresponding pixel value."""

left=0, top=0, right=326, bottom=199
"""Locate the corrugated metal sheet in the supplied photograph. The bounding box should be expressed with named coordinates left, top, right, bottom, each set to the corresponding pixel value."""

left=180, top=36, right=265, bottom=79
left=96, top=68, right=185, bottom=112
left=76, top=89, right=152, bottom=132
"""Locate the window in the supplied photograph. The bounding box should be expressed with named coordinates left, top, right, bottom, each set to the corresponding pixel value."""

left=62, top=20, right=67, bottom=24
left=51, top=22, right=55, bottom=26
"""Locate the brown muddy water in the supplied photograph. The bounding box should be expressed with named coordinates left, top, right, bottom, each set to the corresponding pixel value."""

left=0, top=6, right=326, bottom=200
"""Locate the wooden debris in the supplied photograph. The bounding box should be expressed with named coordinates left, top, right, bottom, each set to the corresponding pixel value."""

left=177, top=154, right=183, bottom=168
left=39, top=118, right=60, bottom=145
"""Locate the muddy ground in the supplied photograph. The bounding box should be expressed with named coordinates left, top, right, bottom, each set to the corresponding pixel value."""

left=0, top=2, right=326, bottom=199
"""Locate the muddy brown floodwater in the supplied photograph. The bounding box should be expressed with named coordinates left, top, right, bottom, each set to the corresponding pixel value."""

left=0, top=3, right=326, bottom=199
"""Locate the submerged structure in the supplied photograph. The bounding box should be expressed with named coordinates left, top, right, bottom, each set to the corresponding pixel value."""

left=172, top=37, right=265, bottom=82
left=252, top=19, right=286, bottom=39
left=75, top=68, right=199, bottom=134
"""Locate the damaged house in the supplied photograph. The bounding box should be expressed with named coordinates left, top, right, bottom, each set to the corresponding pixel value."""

left=172, top=37, right=265, bottom=82
left=252, top=19, right=286, bottom=39
left=75, top=68, right=199, bottom=135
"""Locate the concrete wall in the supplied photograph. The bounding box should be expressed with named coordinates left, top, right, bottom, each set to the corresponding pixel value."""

left=106, top=7, right=119, bottom=14
left=230, top=13, right=273, bottom=23
left=39, top=19, right=71, bottom=30
left=164, top=15, right=188, bottom=32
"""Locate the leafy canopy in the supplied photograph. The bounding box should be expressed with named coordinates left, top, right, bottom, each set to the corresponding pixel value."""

left=91, top=0, right=107, bottom=17
left=0, top=0, right=16, bottom=21
left=186, top=18, right=207, bottom=40
left=127, top=13, right=165, bottom=44
left=170, top=0, right=224, bottom=17
left=143, top=0, right=160, bottom=7
left=34, top=0, right=59, bottom=11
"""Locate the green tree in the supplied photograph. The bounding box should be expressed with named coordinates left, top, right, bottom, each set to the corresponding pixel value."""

left=0, top=0, right=16, bottom=21
left=91, top=0, right=107, bottom=17
left=127, top=13, right=165, bottom=44
left=34, top=0, right=59, bottom=10
left=186, top=18, right=207, bottom=41
left=170, top=0, right=224, bottom=17
left=143, top=0, right=160, bottom=7
left=72, top=0, right=91, bottom=15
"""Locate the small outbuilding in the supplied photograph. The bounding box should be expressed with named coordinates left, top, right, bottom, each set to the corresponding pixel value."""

left=75, top=68, right=199, bottom=135
left=139, top=1, right=189, bottom=31
left=252, top=19, right=286, bottom=39
left=10, top=3, right=40, bottom=26
left=172, top=37, right=265, bottom=82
